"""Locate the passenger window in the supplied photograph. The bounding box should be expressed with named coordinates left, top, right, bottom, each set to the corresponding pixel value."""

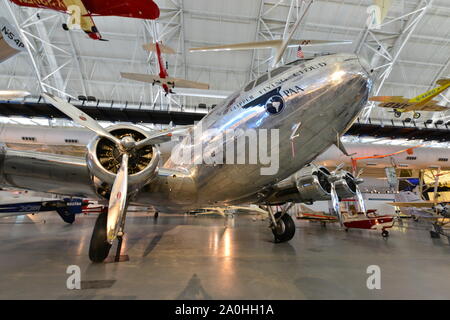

left=255, top=73, right=269, bottom=87
left=244, top=80, right=256, bottom=92
left=271, top=66, right=289, bottom=78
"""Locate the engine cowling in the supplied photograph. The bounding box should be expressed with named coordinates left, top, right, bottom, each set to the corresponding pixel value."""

left=86, top=125, right=160, bottom=196
left=294, top=164, right=332, bottom=203
left=333, top=171, right=358, bottom=198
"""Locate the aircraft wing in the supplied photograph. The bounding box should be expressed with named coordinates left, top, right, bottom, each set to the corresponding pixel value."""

left=121, top=73, right=210, bottom=90
left=190, top=39, right=351, bottom=52
left=415, top=102, right=448, bottom=112
left=0, top=147, right=98, bottom=199
left=369, top=96, right=407, bottom=103
left=388, top=201, right=436, bottom=208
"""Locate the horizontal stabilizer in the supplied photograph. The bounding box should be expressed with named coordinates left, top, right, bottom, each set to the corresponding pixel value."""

left=189, top=39, right=352, bottom=52
left=121, top=72, right=209, bottom=90
left=143, top=43, right=176, bottom=54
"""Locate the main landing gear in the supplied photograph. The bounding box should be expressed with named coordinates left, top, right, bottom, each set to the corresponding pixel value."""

left=394, top=110, right=402, bottom=118
left=267, top=204, right=296, bottom=243
left=89, top=207, right=129, bottom=263
left=413, top=112, right=421, bottom=119
left=89, top=210, right=111, bottom=263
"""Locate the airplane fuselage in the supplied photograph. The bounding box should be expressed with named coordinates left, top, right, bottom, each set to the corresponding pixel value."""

left=136, top=53, right=373, bottom=211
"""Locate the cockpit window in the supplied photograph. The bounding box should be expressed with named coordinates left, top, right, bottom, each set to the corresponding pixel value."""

left=255, top=73, right=269, bottom=87
left=244, top=80, right=256, bottom=92
left=270, top=66, right=290, bottom=78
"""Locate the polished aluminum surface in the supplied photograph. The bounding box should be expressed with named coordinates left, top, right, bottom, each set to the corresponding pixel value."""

left=140, top=53, right=372, bottom=211
left=0, top=53, right=372, bottom=212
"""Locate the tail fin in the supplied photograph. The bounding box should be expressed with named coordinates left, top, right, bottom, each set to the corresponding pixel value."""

left=436, top=78, right=450, bottom=86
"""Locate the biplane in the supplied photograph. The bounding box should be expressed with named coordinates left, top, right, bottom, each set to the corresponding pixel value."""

left=9, top=0, right=160, bottom=40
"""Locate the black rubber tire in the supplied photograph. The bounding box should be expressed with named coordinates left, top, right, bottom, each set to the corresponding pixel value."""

left=89, top=211, right=111, bottom=263
left=62, top=23, right=69, bottom=31
left=430, top=230, right=440, bottom=239
left=382, top=230, right=389, bottom=238
left=272, top=212, right=296, bottom=243
left=394, top=111, right=401, bottom=118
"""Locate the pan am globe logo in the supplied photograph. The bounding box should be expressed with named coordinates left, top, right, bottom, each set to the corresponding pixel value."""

left=265, top=95, right=285, bottom=115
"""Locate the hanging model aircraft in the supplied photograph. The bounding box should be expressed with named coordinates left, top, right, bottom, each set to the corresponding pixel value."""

left=8, top=0, right=160, bottom=40
left=369, top=78, right=450, bottom=119
left=121, top=42, right=210, bottom=95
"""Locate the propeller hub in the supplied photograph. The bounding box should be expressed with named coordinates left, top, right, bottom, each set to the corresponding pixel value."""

left=120, top=136, right=136, bottom=151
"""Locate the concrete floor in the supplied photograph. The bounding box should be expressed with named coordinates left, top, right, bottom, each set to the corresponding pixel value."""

left=0, top=211, right=449, bottom=300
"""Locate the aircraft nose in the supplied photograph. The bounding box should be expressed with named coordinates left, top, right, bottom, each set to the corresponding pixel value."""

left=357, top=56, right=373, bottom=78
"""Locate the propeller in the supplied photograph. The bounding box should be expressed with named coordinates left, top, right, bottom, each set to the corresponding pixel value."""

left=107, top=154, right=128, bottom=243
left=43, top=93, right=122, bottom=147
left=43, top=93, right=139, bottom=243
left=329, top=178, right=344, bottom=226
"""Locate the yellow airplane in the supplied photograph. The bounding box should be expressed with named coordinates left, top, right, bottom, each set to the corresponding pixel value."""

left=370, top=78, right=450, bottom=119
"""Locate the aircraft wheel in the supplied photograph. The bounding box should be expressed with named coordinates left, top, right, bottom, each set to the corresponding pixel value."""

left=413, top=112, right=421, bottom=119
left=430, top=230, right=440, bottom=239
left=91, top=26, right=99, bottom=33
left=272, top=212, right=295, bottom=243
left=89, top=211, right=111, bottom=263
left=382, top=230, right=389, bottom=238
left=62, top=23, right=69, bottom=31
left=394, top=111, right=402, bottom=118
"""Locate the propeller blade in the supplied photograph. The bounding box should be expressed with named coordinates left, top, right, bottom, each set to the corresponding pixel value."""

left=135, top=126, right=191, bottom=149
left=43, top=93, right=122, bottom=146
left=330, top=182, right=344, bottom=226
left=106, top=154, right=129, bottom=243
left=355, top=186, right=367, bottom=216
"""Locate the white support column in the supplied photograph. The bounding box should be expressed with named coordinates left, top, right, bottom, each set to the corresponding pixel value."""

left=5, top=1, right=88, bottom=99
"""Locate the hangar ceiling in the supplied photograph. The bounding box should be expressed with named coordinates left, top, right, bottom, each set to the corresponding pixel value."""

left=0, top=0, right=449, bottom=125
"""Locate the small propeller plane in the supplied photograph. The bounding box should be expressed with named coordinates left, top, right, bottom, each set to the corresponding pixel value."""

left=8, top=0, right=160, bottom=40
left=121, top=42, right=210, bottom=95
left=370, top=78, right=450, bottom=119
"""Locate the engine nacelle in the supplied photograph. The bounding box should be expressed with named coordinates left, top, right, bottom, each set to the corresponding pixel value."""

left=294, top=164, right=332, bottom=203
left=333, top=171, right=358, bottom=198
left=86, top=125, right=160, bottom=196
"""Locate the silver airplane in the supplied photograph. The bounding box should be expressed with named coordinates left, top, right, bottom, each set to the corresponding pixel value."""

left=0, top=53, right=373, bottom=262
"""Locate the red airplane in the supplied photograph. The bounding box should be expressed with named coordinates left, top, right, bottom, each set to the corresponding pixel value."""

left=121, top=41, right=209, bottom=95
left=9, top=0, right=160, bottom=40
